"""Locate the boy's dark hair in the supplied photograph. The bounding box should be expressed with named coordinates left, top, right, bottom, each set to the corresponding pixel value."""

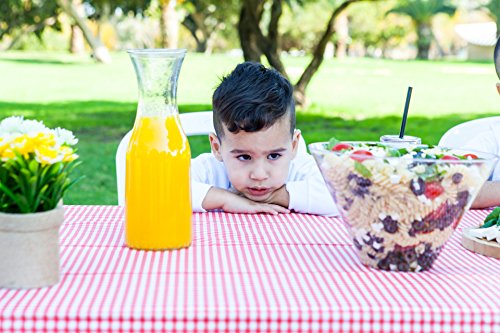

left=212, top=61, right=295, bottom=138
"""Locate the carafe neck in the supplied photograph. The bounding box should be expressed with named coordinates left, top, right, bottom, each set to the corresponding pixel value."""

left=128, top=48, right=186, bottom=117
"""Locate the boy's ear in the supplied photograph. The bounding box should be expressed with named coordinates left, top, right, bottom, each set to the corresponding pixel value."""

left=291, top=129, right=301, bottom=158
left=209, top=133, right=223, bottom=161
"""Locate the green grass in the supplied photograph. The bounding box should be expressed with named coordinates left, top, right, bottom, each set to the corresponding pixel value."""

left=0, top=51, right=498, bottom=205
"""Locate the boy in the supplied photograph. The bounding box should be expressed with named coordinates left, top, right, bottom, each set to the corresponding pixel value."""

left=190, top=62, right=338, bottom=215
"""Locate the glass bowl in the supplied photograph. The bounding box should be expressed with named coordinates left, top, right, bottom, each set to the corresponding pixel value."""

left=309, top=141, right=498, bottom=272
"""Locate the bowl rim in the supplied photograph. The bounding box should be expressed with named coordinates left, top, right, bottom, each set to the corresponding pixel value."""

left=308, top=141, right=500, bottom=164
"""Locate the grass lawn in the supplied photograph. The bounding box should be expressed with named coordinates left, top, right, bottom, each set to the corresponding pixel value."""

left=0, top=51, right=498, bottom=205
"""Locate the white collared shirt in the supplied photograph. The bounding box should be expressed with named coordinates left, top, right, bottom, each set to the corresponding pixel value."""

left=190, top=153, right=339, bottom=216
left=463, top=121, right=500, bottom=180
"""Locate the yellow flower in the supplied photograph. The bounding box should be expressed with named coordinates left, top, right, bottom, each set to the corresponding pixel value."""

left=2, top=147, right=16, bottom=160
left=31, top=132, right=56, bottom=151
left=0, top=137, right=8, bottom=156
left=35, top=145, right=61, bottom=165
left=60, top=146, right=79, bottom=162
left=11, top=134, right=32, bottom=158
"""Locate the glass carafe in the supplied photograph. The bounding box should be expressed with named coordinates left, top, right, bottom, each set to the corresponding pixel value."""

left=125, top=49, right=191, bottom=250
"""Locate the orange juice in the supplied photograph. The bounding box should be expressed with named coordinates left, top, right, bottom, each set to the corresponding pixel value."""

left=125, top=114, right=192, bottom=250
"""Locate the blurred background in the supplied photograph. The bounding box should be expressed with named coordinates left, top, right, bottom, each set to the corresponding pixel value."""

left=0, top=0, right=498, bottom=204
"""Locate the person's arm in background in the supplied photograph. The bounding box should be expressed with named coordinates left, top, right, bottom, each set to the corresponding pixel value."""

left=472, top=181, right=500, bottom=208
left=463, top=124, right=500, bottom=209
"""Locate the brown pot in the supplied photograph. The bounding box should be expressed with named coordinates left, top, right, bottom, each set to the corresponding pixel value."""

left=0, top=206, right=64, bottom=289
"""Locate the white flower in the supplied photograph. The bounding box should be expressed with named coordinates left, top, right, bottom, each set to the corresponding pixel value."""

left=20, top=119, right=48, bottom=135
left=0, top=116, right=24, bottom=135
left=53, top=127, right=78, bottom=146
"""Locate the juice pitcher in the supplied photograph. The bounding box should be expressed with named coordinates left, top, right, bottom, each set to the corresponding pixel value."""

left=125, top=49, right=191, bottom=250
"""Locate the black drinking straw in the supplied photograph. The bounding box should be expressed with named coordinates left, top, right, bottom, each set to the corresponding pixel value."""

left=399, top=86, right=413, bottom=139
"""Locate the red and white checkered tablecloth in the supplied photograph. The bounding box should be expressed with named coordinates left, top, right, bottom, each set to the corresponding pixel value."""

left=1, top=206, right=500, bottom=333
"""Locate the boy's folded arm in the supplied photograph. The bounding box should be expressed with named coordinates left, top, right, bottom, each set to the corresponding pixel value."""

left=263, top=185, right=290, bottom=208
left=201, top=186, right=289, bottom=215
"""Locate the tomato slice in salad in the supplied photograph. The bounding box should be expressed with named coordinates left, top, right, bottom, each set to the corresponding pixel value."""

left=441, top=155, right=459, bottom=161
left=350, top=150, right=373, bottom=162
left=424, top=181, right=445, bottom=199
left=463, top=153, right=478, bottom=159
left=331, top=143, right=353, bottom=151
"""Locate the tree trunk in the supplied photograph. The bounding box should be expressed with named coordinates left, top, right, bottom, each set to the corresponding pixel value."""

left=238, top=2, right=263, bottom=62
left=240, top=0, right=288, bottom=78
left=57, top=0, right=111, bottom=63
left=260, top=0, right=287, bottom=76
left=70, top=25, right=85, bottom=54
left=159, top=0, right=179, bottom=48
left=294, top=0, right=380, bottom=106
left=182, top=13, right=209, bottom=53
left=69, top=0, right=85, bottom=54
left=416, top=22, right=432, bottom=60
left=334, top=12, right=349, bottom=59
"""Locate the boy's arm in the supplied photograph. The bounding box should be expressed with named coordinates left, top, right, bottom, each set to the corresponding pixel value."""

left=471, top=181, right=500, bottom=209
left=202, top=187, right=289, bottom=215
left=262, top=185, right=289, bottom=208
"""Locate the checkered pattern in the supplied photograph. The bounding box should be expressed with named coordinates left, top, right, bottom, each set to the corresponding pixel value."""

left=1, top=206, right=500, bottom=332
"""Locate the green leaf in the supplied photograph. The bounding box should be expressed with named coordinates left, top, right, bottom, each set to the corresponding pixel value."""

left=354, top=161, right=372, bottom=178
left=28, top=159, right=39, bottom=174
left=327, top=137, right=340, bottom=150
left=0, top=182, right=29, bottom=213
left=0, top=157, right=80, bottom=213
left=483, top=207, right=500, bottom=224
left=481, top=218, right=498, bottom=229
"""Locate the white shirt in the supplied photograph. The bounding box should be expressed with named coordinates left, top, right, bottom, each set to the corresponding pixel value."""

left=190, top=153, right=339, bottom=216
left=463, top=121, right=500, bottom=180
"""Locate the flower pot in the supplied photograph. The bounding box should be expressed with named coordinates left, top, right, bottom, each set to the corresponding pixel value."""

left=0, top=206, right=64, bottom=289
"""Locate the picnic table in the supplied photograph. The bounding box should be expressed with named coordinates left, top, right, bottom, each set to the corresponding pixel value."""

left=1, top=205, right=499, bottom=332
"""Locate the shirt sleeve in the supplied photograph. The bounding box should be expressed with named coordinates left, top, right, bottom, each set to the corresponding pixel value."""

left=190, top=154, right=213, bottom=212
left=463, top=124, right=500, bottom=180
left=190, top=153, right=231, bottom=212
left=285, top=154, right=339, bottom=216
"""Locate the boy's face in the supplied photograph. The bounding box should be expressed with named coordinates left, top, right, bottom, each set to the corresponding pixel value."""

left=209, top=116, right=301, bottom=202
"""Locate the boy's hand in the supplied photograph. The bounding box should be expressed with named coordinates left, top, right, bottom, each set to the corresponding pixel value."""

left=262, top=185, right=290, bottom=208
left=202, top=187, right=290, bottom=215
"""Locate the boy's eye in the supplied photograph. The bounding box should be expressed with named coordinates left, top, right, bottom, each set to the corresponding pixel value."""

left=268, top=153, right=281, bottom=160
left=237, top=154, right=251, bottom=161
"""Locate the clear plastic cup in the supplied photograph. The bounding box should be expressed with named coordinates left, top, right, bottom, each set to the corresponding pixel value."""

left=380, top=135, right=422, bottom=149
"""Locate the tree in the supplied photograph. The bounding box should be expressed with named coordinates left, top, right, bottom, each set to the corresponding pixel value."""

left=349, top=2, right=410, bottom=58
left=480, top=0, right=500, bottom=36
left=238, top=0, right=382, bottom=106
left=387, top=0, right=456, bottom=59
left=182, top=0, right=239, bottom=53
left=0, top=0, right=61, bottom=50
left=83, top=0, right=153, bottom=50
left=158, top=0, right=179, bottom=48
left=57, top=0, right=111, bottom=63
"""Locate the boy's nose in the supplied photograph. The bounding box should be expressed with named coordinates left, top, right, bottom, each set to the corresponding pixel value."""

left=250, top=162, right=269, bottom=181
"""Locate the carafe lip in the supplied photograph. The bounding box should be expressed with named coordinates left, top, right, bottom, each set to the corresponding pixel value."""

left=127, top=48, right=187, bottom=57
